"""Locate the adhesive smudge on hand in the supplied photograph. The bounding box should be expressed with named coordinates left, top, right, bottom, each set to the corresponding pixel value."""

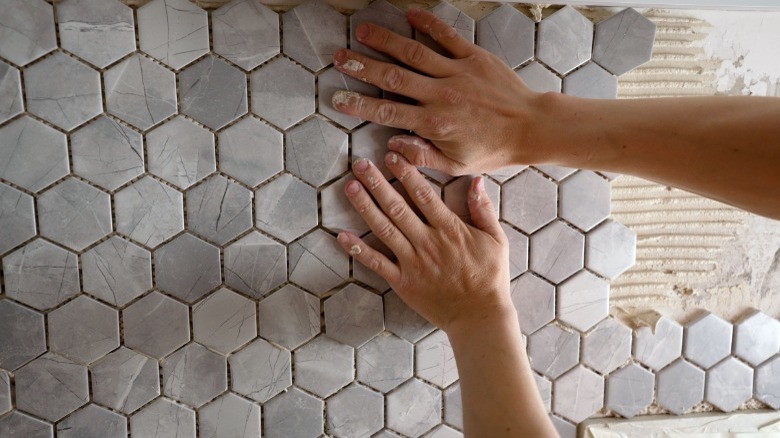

left=350, top=245, right=361, bottom=255
left=341, top=59, right=365, bottom=72
left=332, top=90, right=360, bottom=107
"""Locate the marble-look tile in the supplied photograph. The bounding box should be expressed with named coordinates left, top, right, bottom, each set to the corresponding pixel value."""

left=90, top=347, right=160, bottom=414
left=528, top=324, right=580, bottom=379
left=443, top=175, right=500, bottom=225
left=212, top=0, right=279, bottom=71
left=318, top=66, right=381, bottom=130
left=510, top=273, right=555, bottom=335
left=633, top=316, right=683, bottom=371
left=223, top=231, right=287, bottom=299
left=250, top=57, right=315, bottom=130
left=0, top=61, right=23, bottom=123
left=255, top=173, right=318, bottom=243
left=557, top=270, right=609, bottom=332
left=286, top=117, right=348, bottom=187
left=122, top=291, right=190, bottom=359
left=0, top=300, right=46, bottom=371
left=684, top=312, right=733, bottom=369
left=350, top=0, right=411, bottom=62
left=199, top=393, right=261, bottom=438
left=2, top=239, right=80, bottom=311
left=325, top=284, right=385, bottom=348
left=0, top=116, right=69, bottom=193
left=554, top=365, right=604, bottom=423
left=115, top=176, right=184, bottom=248
left=57, top=0, right=135, bottom=68
left=71, top=116, right=144, bottom=191
left=734, top=310, right=780, bottom=366
left=294, top=335, right=355, bottom=398
left=327, top=384, right=384, bottom=437
left=24, top=52, right=102, bottom=130
left=104, top=54, right=178, bottom=130
left=186, top=174, right=252, bottom=245
left=193, top=288, right=257, bottom=354
left=258, top=284, right=321, bottom=349
left=0, top=0, right=56, bottom=66
left=534, top=164, right=577, bottom=181
left=179, top=55, right=248, bottom=130
left=488, top=164, right=528, bottom=183
left=264, top=387, right=324, bottom=438
left=155, top=233, right=222, bottom=303
left=352, top=124, right=406, bottom=180
left=559, top=171, right=611, bottom=231
left=564, top=63, right=618, bottom=99
left=230, top=339, right=291, bottom=403
left=283, top=0, right=345, bottom=72
left=705, top=357, right=753, bottom=412
left=82, top=237, right=152, bottom=307
left=582, top=318, right=632, bottom=375
left=384, top=290, right=436, bottom=343
left=322, top=174, right=372, bottom=235
left=424, top=425, right=463, bottom=438
left=0, top=371, right=9, bottom=415
left=517, top=61, right=562, bottom=93
left=0, top=182, right=36, bottom=255
left=476, top=4, right=534, bottom=69
left=138, top=0, right=209, bottom=70
left=129, top=397, right=196, bottom=438
left=537, top=6, right=593, bottom=75
left=56, top=404, right=127, bottom=438
left=656, top=358, right=705, bottom=414
left=162, top=343, right=227, bottom=408
left=417, top=2, right=474, bottom=55
left=551, top=415, right=577, bottom=438
left=592, top=8, right=656, bottom=76
left=0, top=411, right=53, bottom=438
left=606, top=363, right=654, bottom=418
left=289, top=229, right=349, bottom=296
left=218, top=117, right=283, bottom=187
left=444, top=383, right=462, bottom=429
left=755, top=355, right=780, bottom=409
left=48, top=296, right=119, bottom=364
left=147, top=116, right=216, bottom=189
left=38, top=178, right=112, bottom=251
left=585, top=219, right=637, bottom=280
left=358, top=332, right=414, bottom=393
left=386, top=379, right=442, bottom=438
left=353, top=233, right=394, bottom=292
left=376, top=431, right=404, bottom=438
left=502, top=224, right=529, bottom=279
left=15, top=353, right=88, bottom=421
left=529, top=220, right=585, bottom=284
left=502, top=169, right=557, bottom=234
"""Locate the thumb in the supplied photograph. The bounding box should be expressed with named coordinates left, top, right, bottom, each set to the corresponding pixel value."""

left=388, top=135, right=462, bottom=175
left=467, top=176, right=503, bottom=239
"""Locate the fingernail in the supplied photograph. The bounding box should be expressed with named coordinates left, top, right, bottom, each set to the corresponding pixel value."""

left=337, top=232, right=349, bottom=244
left=353, top=158, right=370, bottom=174
left=332, top=90, right=359, bottom=108
left=409, top=8, right=421, bottom=17
left=345, top=180, right=361, bottom=194
left=334, top=49, right=347, bottom=65
left=357, top=23, right=370, bottom=40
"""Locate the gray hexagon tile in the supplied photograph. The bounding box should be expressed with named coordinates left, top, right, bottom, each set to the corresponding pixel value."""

left=0, top=0, right=56, bottom=66
left=48, top=296, right=119, bottom=364
left=559, top=170, right=611, bottom=231
left=0, top=116, right=69, bottom=193
left=193, top=288, right=257, bottom=355
left=563, top=63, right=618, bottom=99
left=325, top=284, right=384, bottom=348
left=352, top=124, right=405, bottom=180
left=82, top=237, right=152, bottom=307
left=657, top=359, right=705, bottom=414
left=488, top=164, right=528, bottom=184
left=212, top=0, right=279, bottom=71
left=38, top=177, right=112, bottom=251
left=502, top=169, right=557, bottom=234
left=138, top=0, right=209, bottom=70
left=534, top=372, right=553, bottom=413
left=129, top=397, right=196, bottom=438
left=115, top=176, right=184, bottom=248
left=147, top=115, right=216, bottom=190
left=425, top=425, right=463, bottom=438
left=606, top=362, right=654, bottom=418
left=443, top=383, right=462, bottom=430
left=476, top=4, right=534, bottom=69
left=0, top=182, right=36, bottom=255
left=529, top=220, right=584, bottom=284
left=528, top=324, right=580, bottom=379
left=734, top=310, right=780, bottom=366
left=258, top=284, right=320, bottom=349
left=358, top=332, right=413, bottom=393
left=517, top=61, right=562, bottom=93
left=318, top=66, right=381, bottom=130
left=387, top=379, right=442, bottom=438
left=554, top=365, right=604, bottom=423
left=510, top=274, right=556, bottom=331
left=705, top=357, right=753, bottom=412
left=289, top=229, right=349, bottom=296
left=122, top=291, right=190, bottom=359
left=162, top=343, right=227, bottom=408
left=684, top=312, right=733, bottom=369
left=557, top=270, right=609, bottom=332
left=179, top=55, right=248, bottom=130
left=186, top=174, right=253, bottom=245
left=230, top=338, right=291, bottom=403
left=283, top=0, right=345, bottom=72
left=586, top=219, right=637, bottom=280
left=537, top=6, right=593, bottom=75
left=0, top=411, right=53, bottom=438
left=353, top=233, right=394, bottom=292
left=255, top=173, right=318, bottom=243
left=0, top=300, right=47, bottom=371
left=57, top=0, right=135, bottom=68
left=71, top=116, right=144, bottom=191
left=327, top=384, right=384, bottom=438
left=350, top=0, right=411, bottom=63
left=56, top=404, right=127, bottom=438
left=199, top=393, right=261, bottom=438
left=0, top=371, right=10, bottom=415
left=90, top=347, right=160, bottom=414
left=286, top=117, right=348, bottom=187
left=265, top=387, right=324, bottom=438
left=582, top=318, right=632, bottom=375
left=534, top=164, right=578, bottom=181
left=0, top=61, right=23, bottom=123
left=224, top=231, right=287, bottom=299
left=15, top=353, right=88, bottom=422
left=755, top=355, right=780, bottom=409
left=417, top=2, right=474, bottom=55
left=155, top=233, right=222, bottom=303
left=634, top=316, right=683, bottom=371
left=444, top=175, right=500, bottom=225
left=218, top=117, right=283, bottom=187
left=295, top=335, right=355, bottom=399
left=416, top=330, right=458, bottom=389
left=250, top=57, right=315, bottom=130
left=321, top=173, right=372, bottom=236
left=593, top=7, right=657, bottom=76
left=384, top=290, right=436, bottom=343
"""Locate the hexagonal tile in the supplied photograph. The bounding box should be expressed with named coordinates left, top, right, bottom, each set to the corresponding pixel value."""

left=15, top=353, right=88, bottom=421
left=56, top=404, right=127, bottom=438
left=585, top=219, right=637, bottom=280
left=155, top=233, right=221, bottom=303
left=559, top=171, right=611, bottom=231
left=352, top=123, right=406, bottom=180
left=264, top=387, right=323, bottom=438
left=294, top=335, right=354, bottom=398
left=593, top=8, right=656, bottom=76
left=57, top=0, right=135, bottom=68
left=529, top=220, right=584, bottom=284
left=417, top=2, right=474, bottom=55
left=223, top=231, right=286, bottom=299
left=193, top=288, right=257, bottom=354
left=0, top=0, right=56, bottom=66
left=684, top=312, right=733, bottom=369
left=327, top=384, right=384, bottom=437
left=129, top=398, right=196, bottom=438
left=582, top=318, right=632, bottom=375
left=517, top=61, right=561, bottom=93
left=488, top=164, right=528, bottom=184
left=606, top=363, right=654, bottom=418
left=115, top=176, right=184, bottom=248
left=218, top=117, right=283, bottom=187
left=528, top=324, right=580, bottom=379
left=0, top=411, right=53, bottom=438
left=282, top=0, right=345, bottom=72
left=179, top=55, right=247, bottom=130
left=557, top=270, right=609, bottom=332
left=734, top=310, right=780, bottom=366
left=350, top=0, right=411, bottom=62
left=322, top=174, right=372, bottom=236
left=137, top=0, right=209, bottom=70
left=255, top=173, right=318, bottom=243
left=186, top=174, right=253, bottom=245
left=384, top=290, right=436, bottom=343
left=0, top=116, right=68, bottom=193
left=289, top=229, right=349, bottom=296
left=90, top=347, right=160, bottom=414
left=476, top=4, right=534, bottom=69
left=0, top=61, right=23, bottom=123
left=325, top=284, right=384, bottom=348
left=387, top=379, right=441, bottom=438
left=48, top=296, right=119, bottom=364
left=0, top=371, right=9, bottom=415
left=353, top=232, right=394, bottom=292
left=258, top=285, right=320, bottom=349
left=146, top=116, right=216, bottom=190
left=357, top=333, right=413, bottom=393
left=755, top=355, right=780, bottom=409
left=502, top=169, right=557, bottom=234
left=657, top=359, right=705, bottom=414
left=286, top=117, right=348, bottom=187
left=375, top=431, right=403, bottom=438
left=444, top=383, right=462, bottom=429
left=425, top=425, right=463, bottom=438
left=250, top=58, right=314, bottom=131
left=634, top=316, right=683, bottom=371
left=212, top=0, right=279, bottom=71
left=554, top=365, right=604, bottom=423
left=104, top=53, right=178, bottom=130
left=71, top=116, right=144, bottom=191
left=415, top=330, right=458, bottom=389
left=199, top=393, right=261, bottom=438
left=563, top=63, right=618, bottom=99
left=3, top=239, right=80, bottom=310
left=535, top=165, right=577, bottom=181
left=230, top=339, right=291, bottom=403
left=162, top=343, right=227, bottom=408
left=0, top=300, right=46, bottom=371
left=443, top=175, right=500, bottom=225
left=0, top=182, right=36, bottom=255
left=38, top=177, right=112, bottom=251
left=534, top=373, right=552, bottom=413
left=537, top=6, right=593, bottom=75
left=123, top=291, right=190, bottom=359
left=510, top=272, right=555, bottom=335
left=82, top=237, right=152, bottom=307
left=705, top=357, right=753, bottom=412
left=551, top=416, right=577, bottom=438
left=318, top=66, right=381, bottom=130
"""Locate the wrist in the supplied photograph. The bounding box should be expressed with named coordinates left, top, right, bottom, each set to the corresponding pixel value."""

left=445, top=297, right=519, bottom=347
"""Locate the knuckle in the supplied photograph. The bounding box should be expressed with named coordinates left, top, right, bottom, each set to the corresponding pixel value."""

left=415, top=185, right=436, bottom=205
left=367, top=255, right=383, bottom=272
left=441, top=217, right=462, bottom=240
left=378, top=28, right=392, bottom=49
left=424, top=114, right=452, bottom=138
left=376, top=221, right=396, bottom=240
left=387, top=201, right=408, bottom=221
left=384, top=66, right=404, bottom=91
left=438, top=86, right=463, bottom=105
left=356, top=198, right=373, bottom=214
left=376, top=102, right=398, bottom=125
left=405, top=41, right=426, bottom=66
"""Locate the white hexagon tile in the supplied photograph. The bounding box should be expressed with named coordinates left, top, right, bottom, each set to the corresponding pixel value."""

left=0, top=2, right=777, bottom=438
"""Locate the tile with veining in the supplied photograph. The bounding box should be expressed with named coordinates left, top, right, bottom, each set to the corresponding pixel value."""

left=258, top=284, right=320, bottom=349
left=528, top=324, right=580, bottom=379
left=534, top=373, right=553, bottom=413
left=327, top=384, right=384, bottom=437
left=424, top=425, right=463, bottom=438
left=443, top=175, right=500, bottom=225
left=179, top=55, right=248, bottom=130
left=104, top=54, right=178, bottom=130
left=585, top=219, right=636, bottom=280
left=517, top=61, right=562, bottom=93
left=71, top=116, right=144, bottom=191
left=322, top=174, right=371, bottom=235
left=755, top=355, right=780, bottom=409
left=553, top=365, right=604, bottom=423
left=476, top=4, right=534, bottom=69
left=510, top=273, right=555, bottom=335
left=557, top=270, right=609, bottom=332
left=656, top=359, right=705, bottom=414
left=56, top=404, right=127, bottom=438
left=734, top=310, right=780, bottom=366
left=0, top=116, right=69, bottom=193
left=0, top=61, right=23, bottom=123
left=559, top=170, right=611, bottom=231
left=416, top=330, right=458, bottom=389
left=48, top=296, right=119, bottom=364
left=90, top=347, right=160, bottom=414
left=551, top=415, right=577, bottom=438
left=0, top=411, right=53, bottom=438
left=444, top=383, right=462, bottom=429
left=634, top=316, right=683, bottom=371
left=82, top=237, right=152, bottom=307
left=193, top=288, right=257, bottom=354
left=353, top=233, right=394, bottom=292
left=286, top=117, right=348, bottom=187
left=325, top=284, right=385, bottom=348
left=155, top=233, right=222, bottom=303
left=115, top=176, right=184, bottom=248
left=684, top=312, right=732, bottom=369
left=212, top=0, right=279, bottom=71
left=186, top=174, right=252, bottom=245
left=502, top=169, right=557, bottom=234
left=0, top=300, right=46, bottom=371
left=488, top=164, right=528, bottom=183
left=537, top=6, right=593, bottom=75
left=199, top=393, right=261, bottom=438
left=250, top=57, right=314, bottom=130
left=15, top=353, right=88, bottom=421
left=294, top=335, right=355, bottom=398
left=2, top=239, right=80, bottom=310
left=705, top=357, right=753, bottom=412
left=358, top=332, right=413, bottom=393
left=289, top=229, right=349, bottom=296
left=146, top=116, right=216, bottom=189
left=129, top=398, right=196, bottom=438
left=122, top=291, right=190, bottom=359
left=137, top=0, right=209, bottom=70
left=352, top=124, right=406, bottom=180
left=223, top=231, right=287, bottom=299
left=0, top=182, right=36, bottom=255
left=582, top=318, right=632, bottom=375
left=0, top=371, right=9, bottom=415
left=606, top=363, right=654, bottom=418
left=387, top=379, right=442, bottom=438
left=563, top=63, right=618, bottom=99
left=350, top=0, right=411, bottom=62
left=255, top=173, right=318, bottom=243
left=318, top=66, right=381, bottom=130
left=501, top=223, right=529, bottom=279
left=264, top=387, right=323, bottom=438
left=218, top=117, right=283, bottom=187
left=0, top=0, right=56, bottom=66
left=57, top=0, right=135, bottom=68
left=529, top=220, right=585, bottom=284
left=38, top=177, right=112, bottom=251
left=162, top=343, right=227, bottom=408
left=384, top=290, right=436, bottom=343
left=283, top=0, right=345, bottom=72
left=230, top=338, right=291, bottom=403
left=416, top=2, right=474, bottom=55
left=593, top=8, right=656, bottom=76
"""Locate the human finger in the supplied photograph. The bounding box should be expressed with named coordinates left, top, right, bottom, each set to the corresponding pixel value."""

left=467, top=176, right=505, bottom=241
left=337, top=231, right=401, bottom=285
left=388, top=135, right=465, bottom=176
left=332, top=90, right=426, bottom=131
left=407, top=8, right=476, bottom=59
left=385, top=152, right=456, bottom=230
left=334, top=49, right=438, bottom=101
